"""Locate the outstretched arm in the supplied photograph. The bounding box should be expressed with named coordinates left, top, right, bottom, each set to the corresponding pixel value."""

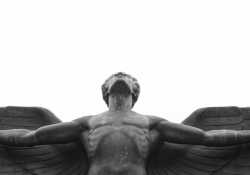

left=0, top=121, right=86, bottom=147
left=156, top=120, right=250, bottom=147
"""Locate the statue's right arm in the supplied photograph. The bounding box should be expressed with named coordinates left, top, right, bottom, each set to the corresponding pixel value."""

left=155, top=120, right=250, bottom=147
left=0, top=120, right=87, bottom=147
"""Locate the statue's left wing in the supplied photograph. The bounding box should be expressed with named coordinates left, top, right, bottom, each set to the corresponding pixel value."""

left=147, top=106, right=250, bottom=175
left=0, top=106, right=89, bottom=175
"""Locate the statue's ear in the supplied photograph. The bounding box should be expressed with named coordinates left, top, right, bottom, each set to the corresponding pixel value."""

left=105, top=92, right=109, bottom=107
left=131, top=92, right=136, bottom=108
left=132, top=89, right=140, bottom=108
left=101, top=82, right=110, bottom=107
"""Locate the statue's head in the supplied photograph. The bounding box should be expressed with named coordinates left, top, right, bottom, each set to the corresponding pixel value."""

left=101, top=72, right=140, bottom=108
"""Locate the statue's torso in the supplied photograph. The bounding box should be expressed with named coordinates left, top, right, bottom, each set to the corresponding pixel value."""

left=80, top=111, right=160, bottom=175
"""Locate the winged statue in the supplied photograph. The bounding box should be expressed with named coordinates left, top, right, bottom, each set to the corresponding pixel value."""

left=1, top=72, right=250, bottom=175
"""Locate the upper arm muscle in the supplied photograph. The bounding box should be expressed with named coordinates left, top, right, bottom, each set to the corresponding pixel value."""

left=34, top=121, right=85, bottom=145
left=156, top=121, right=206, bottom=145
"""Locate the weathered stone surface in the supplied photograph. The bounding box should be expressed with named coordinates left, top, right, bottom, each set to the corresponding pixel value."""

left=1, top=72, right=250, bottom=175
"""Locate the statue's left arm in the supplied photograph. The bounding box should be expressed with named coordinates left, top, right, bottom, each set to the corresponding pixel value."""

left=0, top=107, right=90, bottom=175
left=0, top=121, right=86, bottom=147
left=156, top=120, right=250, bottom=147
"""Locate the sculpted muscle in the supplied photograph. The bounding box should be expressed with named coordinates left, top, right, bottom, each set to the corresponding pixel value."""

left=82, top=111, right=151, bottom=167
left=2, top=72, right=250, bottom=175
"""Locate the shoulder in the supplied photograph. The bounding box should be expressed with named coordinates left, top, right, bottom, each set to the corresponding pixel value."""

left=72, top=115, right=94, bottom=130
left=72, top=111, right=109, bottom=128
left=145, top=115, right=169, bottom=129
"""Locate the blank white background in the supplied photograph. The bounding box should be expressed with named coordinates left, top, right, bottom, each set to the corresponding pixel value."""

left=0, top=1, right=250, bottom=123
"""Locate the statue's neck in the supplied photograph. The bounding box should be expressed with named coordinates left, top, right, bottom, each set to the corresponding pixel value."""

left=108, top=94, right=132, bottom=111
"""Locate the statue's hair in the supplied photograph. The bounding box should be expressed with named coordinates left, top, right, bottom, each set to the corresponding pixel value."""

left=101, top=72, right=140, bottom=108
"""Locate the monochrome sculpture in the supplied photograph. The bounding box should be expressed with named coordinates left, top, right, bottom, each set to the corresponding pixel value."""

left=0, top=72, right=250, bottom=175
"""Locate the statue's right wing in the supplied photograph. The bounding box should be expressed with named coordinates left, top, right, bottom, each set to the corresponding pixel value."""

left=0, top=106, right=89, bottom=175
left=147, top=106, right=250, bottom=175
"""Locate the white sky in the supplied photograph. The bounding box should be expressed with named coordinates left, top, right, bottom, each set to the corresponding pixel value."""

left=0, top=1, right=250, bottom=123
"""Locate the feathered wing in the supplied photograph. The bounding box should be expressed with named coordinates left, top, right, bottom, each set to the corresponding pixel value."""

left=147, top=106, right=250, bottom=175
left=0, top=106, right=89, bottom=175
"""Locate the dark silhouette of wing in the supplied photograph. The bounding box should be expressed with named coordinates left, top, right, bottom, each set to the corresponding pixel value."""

left=0, top=106, right=89, bottom=175
left=147, top=106, right=250, bottom=175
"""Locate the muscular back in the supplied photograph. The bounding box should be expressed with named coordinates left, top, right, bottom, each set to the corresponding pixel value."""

left=78, top=111, right=161, bottom=175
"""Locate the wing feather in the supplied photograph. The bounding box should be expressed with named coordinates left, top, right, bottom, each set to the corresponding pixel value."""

left=0, top=106, right=89, bottom=175
left=147, top=106, right=250, bottom=175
